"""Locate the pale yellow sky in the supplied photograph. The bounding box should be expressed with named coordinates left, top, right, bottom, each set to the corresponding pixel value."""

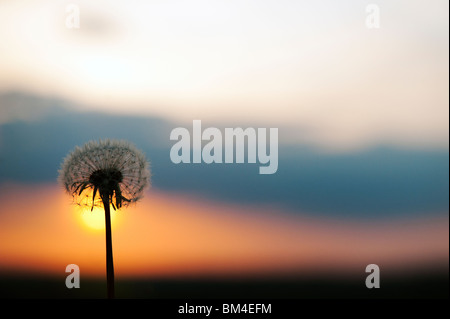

left=0, top=0, right=448, bottom=150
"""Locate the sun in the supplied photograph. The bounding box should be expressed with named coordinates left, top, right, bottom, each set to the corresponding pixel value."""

left=77, top=206, right=119, bottom=231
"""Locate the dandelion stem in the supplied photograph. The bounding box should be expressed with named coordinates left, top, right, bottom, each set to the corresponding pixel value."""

left=102, top=193, right=115, bottom=299
left=59, top=139, right=150, bottom=299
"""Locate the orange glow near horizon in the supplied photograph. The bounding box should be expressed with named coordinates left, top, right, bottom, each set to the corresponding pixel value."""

left=70, top=187, right=121, bottom=231
left=0, top=183, right=448, bottom=278
left=77, top=206, right=120, bottom=231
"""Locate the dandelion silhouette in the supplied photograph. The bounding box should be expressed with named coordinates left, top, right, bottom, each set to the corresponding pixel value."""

left=59, top=139, right=150, bottom=298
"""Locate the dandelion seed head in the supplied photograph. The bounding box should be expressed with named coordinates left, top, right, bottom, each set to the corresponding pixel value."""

left=58, top=139, right=151, bottom=210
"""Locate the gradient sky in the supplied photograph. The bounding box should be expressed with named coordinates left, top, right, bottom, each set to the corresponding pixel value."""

left=0, top=183, right=447, bottom=278
left=0, top=0, right=448, bottom=280
left=0, top=104, right=448, bottom=218
left=0, top=0, right=448, bottom=151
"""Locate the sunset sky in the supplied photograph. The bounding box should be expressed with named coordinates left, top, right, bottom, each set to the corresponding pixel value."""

left=0, top=183, right=447, bottom=278
left=0, top=0, right=448, bottom=295
left=0, top=0, right=448, bottom=150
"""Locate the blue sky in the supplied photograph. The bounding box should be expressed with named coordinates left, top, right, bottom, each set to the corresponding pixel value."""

left=0, top=92, right=447, bottom=219
left=0, top=1, right=448, bottom=220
